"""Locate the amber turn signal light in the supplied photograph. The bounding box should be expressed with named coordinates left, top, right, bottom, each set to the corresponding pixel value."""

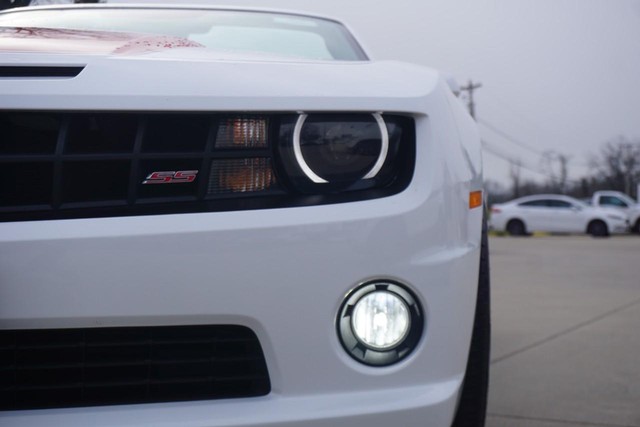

left=469, top=190, right=483, bottom=209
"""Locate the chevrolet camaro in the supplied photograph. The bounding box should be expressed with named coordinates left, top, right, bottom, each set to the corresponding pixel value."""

left=0, top=3, right=489, bottom=426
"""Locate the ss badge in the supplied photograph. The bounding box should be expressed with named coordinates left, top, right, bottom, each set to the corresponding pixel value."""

left=142, top=170, right=198, bottom=184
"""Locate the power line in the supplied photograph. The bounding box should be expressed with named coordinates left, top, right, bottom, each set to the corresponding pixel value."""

left=479, top=118, right=591, bottom=168
left=482, top=139, right=583, bottom=184
left=481, top=140, right=547, bottom=177
left=485, top=95, right=557, bottom=138
left=478, top=119, right=543, bottom=155
left=465, top=88, right=590, bottom=173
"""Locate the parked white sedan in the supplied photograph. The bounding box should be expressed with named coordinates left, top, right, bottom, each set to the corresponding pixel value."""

left=491, top=194, right=628, bottom=236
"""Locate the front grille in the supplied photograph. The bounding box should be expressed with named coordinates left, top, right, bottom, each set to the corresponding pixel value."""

left=0, top=325, right=271, bottom=411
left=0, top=112, right=283, bottom=222
left=0, top=111, right=414, bottom=222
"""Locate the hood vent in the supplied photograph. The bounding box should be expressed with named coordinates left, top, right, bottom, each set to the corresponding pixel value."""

left=0, top=66, right=84, bottom=78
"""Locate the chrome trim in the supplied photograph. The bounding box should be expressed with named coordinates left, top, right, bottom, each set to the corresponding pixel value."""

left=363, top=112, right=389, bottom=179
left=293, top=113, right=328, bottom=184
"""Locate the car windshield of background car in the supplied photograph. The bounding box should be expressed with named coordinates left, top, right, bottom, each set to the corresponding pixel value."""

left=0, top=8, right=367, bottom=60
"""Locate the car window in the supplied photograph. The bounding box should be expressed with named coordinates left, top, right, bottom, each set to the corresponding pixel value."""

left=0, top=8, right=367, bottom=60
left=518, top=200, right=548, bottom=207
left=190, top=27, right=332, bottom=60
left=600, top=196, right=629, bottom=208
left=547, top=200, right=573, bottom=209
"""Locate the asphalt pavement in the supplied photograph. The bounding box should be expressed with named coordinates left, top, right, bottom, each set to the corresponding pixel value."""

left=486, top=235, right=640, bottom=427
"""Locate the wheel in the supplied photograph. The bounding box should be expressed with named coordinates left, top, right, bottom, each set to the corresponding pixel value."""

left=506, top=219, right=526, bottom=236
left=451, top=219, right=490, bottom=427
left=632, top=219, right=640, bottom=234
left=587, top=220, right=609, bottom=237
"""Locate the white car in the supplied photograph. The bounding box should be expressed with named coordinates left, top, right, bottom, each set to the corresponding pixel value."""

left=490, top=194, right=628, bottom=236
left=0, top=4, right=488, bottom=427
left=590, top=190, right=640, bottom=234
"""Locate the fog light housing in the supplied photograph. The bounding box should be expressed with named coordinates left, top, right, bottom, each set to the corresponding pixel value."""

left=337, top=280, right=424, bottom=366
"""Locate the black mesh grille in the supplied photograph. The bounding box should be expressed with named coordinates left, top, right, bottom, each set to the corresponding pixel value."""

left=0, top=112, right=280, bottom=221
left=0, top=325, right=271, bottom=411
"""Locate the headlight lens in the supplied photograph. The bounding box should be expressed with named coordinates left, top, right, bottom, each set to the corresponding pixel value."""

left=277, top=113, right=410, bottom=194
left=293, top=113, right=388, bottom=184
left=337, top=280, right=424, bottom=366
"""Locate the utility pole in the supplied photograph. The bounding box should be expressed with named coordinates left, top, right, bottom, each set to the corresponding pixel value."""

left=459, top=80, right=482, bottom=119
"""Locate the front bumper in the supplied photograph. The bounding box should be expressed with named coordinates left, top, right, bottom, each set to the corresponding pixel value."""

left=0, top=179, right=482, bottom=427
left=0, top=68, right=484, bottom=425
left=0, top=381, right=460, bottom=427
left=610, top=218, right=630, bottom=234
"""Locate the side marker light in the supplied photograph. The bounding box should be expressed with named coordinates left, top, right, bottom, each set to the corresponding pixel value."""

left=470, top=190, right=483, bottom=209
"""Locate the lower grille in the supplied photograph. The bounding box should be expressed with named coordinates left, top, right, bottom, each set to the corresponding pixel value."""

left=0, top=325, right=271, bottom=411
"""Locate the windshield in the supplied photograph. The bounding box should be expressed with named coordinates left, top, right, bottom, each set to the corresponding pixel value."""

left=0, top=7, right=367, bottom=61
left=613, top=193, right=637, bottom=206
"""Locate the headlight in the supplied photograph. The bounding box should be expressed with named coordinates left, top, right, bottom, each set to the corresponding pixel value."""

left=337, top=280, right=424, bottom=366
left=277, top=113, right=411, bottom=194
left=293, top=113, right=388, bottom=184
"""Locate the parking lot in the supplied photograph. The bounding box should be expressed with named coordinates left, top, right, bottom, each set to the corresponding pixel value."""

left=486, top=236, right=640, bottom=427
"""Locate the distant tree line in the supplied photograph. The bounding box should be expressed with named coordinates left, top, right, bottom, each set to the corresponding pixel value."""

left=486, top=136, right=640, bottom=205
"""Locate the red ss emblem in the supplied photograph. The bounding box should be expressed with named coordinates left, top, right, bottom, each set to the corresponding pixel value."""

left=142, top=170, right=198, bottom=184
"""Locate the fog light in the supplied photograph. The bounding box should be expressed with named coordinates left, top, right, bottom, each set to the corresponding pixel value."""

left=337, top=280, right=423, bottom=366
left=352, top=291, right=410, bottom=350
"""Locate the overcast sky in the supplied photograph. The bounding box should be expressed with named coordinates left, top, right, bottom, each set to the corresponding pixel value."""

left=116, top=0, right=640, bottom=187
left=227, top=0, right=640, bottom=186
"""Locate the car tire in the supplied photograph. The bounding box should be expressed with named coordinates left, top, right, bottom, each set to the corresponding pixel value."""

left=632, top=219, right=640, bottom=234
left=451, top=219, right=490, bottom=427
left=506, top=219, right=526, bottom=236
left=587, top=220, right=609, bottom=237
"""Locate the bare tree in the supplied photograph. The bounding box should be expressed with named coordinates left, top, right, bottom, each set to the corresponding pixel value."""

left=509, top=158, right=523, bottom=198
left=540, top=150, right=570, bottom=193
left=589, top=136, right=640, bottom=198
